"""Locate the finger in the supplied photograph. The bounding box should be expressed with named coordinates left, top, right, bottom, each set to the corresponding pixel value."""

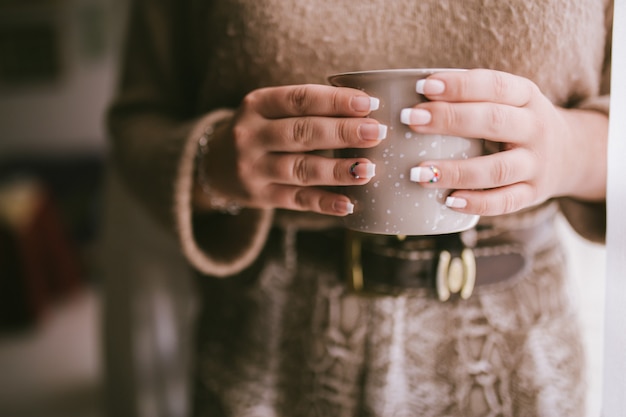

left=401, top=101, right=538, bottom=144
left=264, top=184, right=355, bottom=216
left=257, top=116, right=387, bottom=152
left=409, top=149, right=536, bottom=190
left=243, top=84, right=380, bottom=119
left=417, top=69, right=539, bottom=107
left=443, top=182, right=538, bottom=216
left=258, top=154, right=375, bottom=186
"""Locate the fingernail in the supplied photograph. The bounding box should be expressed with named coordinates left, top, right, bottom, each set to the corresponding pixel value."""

left=352, top=96, right=380, bottom=112
left=400, top=108, right=432, bottom=125
left=359, top=123, right=388, bottom=140
left=445, top=196, right=467, bottom=209
left=334, top=200, right=355, bottom=214
left=416, top=79, right=446, bottom=95
left=410, top=165, right=441, bottom=183
left=349, top=161, right=376, bottom=179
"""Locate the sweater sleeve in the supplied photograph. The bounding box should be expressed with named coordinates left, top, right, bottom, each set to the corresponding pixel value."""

left=557, top=0, right=613, bottom=244
left=107, top=0, right=273, bottom=276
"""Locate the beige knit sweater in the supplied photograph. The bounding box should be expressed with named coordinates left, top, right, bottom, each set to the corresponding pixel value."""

left=108, top=0, right=612, bottom=277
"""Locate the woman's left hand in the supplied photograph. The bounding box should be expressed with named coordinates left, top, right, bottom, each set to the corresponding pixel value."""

left=404, top=69, right=608, bottom=216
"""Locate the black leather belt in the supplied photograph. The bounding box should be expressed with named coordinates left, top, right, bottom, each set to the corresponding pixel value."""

left=345, top=229, right=528, bottom=300
left=295, top=224, right=543, bottom=301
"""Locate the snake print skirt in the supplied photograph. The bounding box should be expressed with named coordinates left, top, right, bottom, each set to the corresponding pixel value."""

left=193, top=221, right=586, bottom=417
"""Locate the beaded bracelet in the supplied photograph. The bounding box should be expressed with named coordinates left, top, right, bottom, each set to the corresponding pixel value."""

left=195, top=123, right=241, bottom=215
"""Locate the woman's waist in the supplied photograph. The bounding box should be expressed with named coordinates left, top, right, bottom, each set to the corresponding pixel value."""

left=274, top=201, right=561, bottom=299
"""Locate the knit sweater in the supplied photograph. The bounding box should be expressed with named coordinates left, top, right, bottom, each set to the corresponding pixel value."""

left=107, top=0, right=612, bottom=277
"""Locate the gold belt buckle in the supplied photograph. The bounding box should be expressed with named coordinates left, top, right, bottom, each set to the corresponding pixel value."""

left=346, top=230, right=365, bottom=292
left=435, top=247, right=476, bottom=301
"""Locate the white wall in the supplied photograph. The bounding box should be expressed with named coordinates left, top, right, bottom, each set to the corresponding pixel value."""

left=558, top=217, right=606, bottom=417
left=602, top=2, right=626, bottom=415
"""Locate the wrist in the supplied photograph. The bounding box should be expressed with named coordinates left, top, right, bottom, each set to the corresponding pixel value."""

left=560, top=108, right=608, bottom=201
left=193, top=120, right=242, bottom=214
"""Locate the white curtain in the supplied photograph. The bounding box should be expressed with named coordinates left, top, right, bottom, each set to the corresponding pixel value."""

left=602, top=1, right=626, bottom=416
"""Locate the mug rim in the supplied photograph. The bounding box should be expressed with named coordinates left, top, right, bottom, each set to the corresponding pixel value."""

left=328, top=68, right=466, bottom=85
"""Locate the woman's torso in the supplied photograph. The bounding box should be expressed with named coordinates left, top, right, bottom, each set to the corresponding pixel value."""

left=188, top=0, right=609, bottom=230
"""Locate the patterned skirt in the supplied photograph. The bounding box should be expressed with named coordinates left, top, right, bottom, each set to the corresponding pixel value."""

left=193, top=212, right=586, bottom=417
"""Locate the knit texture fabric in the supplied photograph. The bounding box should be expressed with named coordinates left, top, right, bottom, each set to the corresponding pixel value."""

left=108, top=0, right=611, bottom=276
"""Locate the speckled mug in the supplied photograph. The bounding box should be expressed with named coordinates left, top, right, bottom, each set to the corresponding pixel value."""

left=328, top=69, right=483, bottom=235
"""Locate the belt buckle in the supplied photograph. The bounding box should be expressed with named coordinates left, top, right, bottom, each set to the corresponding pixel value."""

left=346, top=230, right=386, bottom=295
left=435, top=247, right=476, bottom=301
left=346, top=230, right=366, bottom=293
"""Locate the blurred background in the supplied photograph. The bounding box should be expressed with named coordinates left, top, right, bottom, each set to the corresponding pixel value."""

left=0, top=0, right=126, bottom=415
left=0, top=0, right=609, bottom=416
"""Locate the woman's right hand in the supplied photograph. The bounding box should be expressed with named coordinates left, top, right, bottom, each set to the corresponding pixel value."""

left=196, top=84, right=387, bottom=216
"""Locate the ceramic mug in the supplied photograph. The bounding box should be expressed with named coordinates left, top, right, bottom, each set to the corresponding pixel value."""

left=328, top=68, right=483, bottom=235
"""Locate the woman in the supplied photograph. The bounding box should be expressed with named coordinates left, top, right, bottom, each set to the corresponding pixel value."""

left=107, top=0, right=612, bottom=415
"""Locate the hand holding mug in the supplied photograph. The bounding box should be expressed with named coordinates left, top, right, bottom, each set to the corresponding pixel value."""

left=195, top=84, right=386, bottom=215
left=405, top=68, right=607, bottom=216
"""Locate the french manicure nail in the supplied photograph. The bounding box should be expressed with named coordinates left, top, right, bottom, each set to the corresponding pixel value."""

left=350, top=162, right=376, bottom=179
left=410, top=167, right=433, bottom=182
left=369, top=97, right=380, bottom=111
left=334, top=200, right=355, bottom=214
left=445, top=196, right=467, bottom=209
left=352, top=96, right=380, bottom=112
left=416, top=79, right=446, bottom=95
left=359, top=123, right=388, bottom=140
left=400, top=108, right=432, bottom=125
left=410, top=165, right=440, bottom=183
